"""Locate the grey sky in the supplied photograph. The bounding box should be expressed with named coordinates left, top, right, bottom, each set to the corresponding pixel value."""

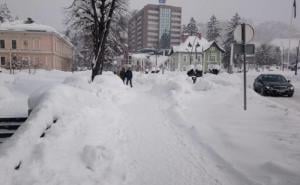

left=5, top=0, right=300, bottom=32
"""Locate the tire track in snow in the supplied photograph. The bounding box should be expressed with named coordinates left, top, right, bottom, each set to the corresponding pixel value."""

left=162, top=104, right=261, bottom=185
left=147, top=78, right=261, bottom=185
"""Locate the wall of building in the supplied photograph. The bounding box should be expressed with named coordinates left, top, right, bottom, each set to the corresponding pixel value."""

left=169, top=52, right=203, bottom=71
left=128, top=4, right=182, bottom=52
left=0, top=31, right=73, bottom=71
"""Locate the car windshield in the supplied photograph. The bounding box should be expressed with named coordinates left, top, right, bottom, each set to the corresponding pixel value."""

left=262, top=75, right=287, bottom=83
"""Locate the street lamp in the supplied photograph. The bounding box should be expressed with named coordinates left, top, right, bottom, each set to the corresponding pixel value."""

left=195, top=42, right=200, bottom=65
left=187, top=42, right=200, bottom=66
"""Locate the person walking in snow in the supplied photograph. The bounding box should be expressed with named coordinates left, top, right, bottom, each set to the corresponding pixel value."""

left=125, top=68, right=133, bottom=88
left=119, top=67, right=126, bottom=83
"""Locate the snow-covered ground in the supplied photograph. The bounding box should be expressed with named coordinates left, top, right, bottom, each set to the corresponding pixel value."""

left=0, top=69, right=299, bottom=185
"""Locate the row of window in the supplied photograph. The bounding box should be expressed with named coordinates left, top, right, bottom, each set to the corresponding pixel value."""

left=0, top=55, right=48, bottom=66
left=0, top=40, right=17, bottom=49
left=183, top=55, right=202, bottom=62
left=183, top=55, right=217, bottom=62
left=0, top=39, right=40, bottom=50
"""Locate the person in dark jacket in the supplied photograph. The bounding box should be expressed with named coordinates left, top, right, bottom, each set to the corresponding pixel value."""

left=119, top=67, right=126, bottom=83
left=125, top=68, right=133, bottom=87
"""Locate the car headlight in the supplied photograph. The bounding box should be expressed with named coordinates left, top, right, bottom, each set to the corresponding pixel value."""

left=289, top=86, right=294, bottom=90
left=265, top=86, right=271, bottom=89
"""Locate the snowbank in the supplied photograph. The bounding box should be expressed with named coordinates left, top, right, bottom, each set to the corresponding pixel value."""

left=0, top=72, right=130, bottom=185
left=0, top=70, right=299, bottom=185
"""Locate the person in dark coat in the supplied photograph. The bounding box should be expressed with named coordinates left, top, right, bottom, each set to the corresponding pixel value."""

left=119, top=67, right=126, bottom=83
left=125, top=68, right=133, bottom=87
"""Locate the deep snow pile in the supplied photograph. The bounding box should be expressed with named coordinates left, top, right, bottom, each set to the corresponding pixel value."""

left=0, top=70, right=72, bottom=117
left=0, top=70, right=300, bottom=185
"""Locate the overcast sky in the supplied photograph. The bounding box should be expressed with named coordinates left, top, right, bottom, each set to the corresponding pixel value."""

left=6, top=0, right=300, bottom=32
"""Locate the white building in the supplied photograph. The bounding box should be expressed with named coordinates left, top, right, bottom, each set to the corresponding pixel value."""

left=169, top=36, right=224, bottom=72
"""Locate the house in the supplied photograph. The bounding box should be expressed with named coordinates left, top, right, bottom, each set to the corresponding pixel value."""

left=169, top=35, right=224, bottom=72
left=127, top=53, right=169, bottom=72
left=0, top=21, right=73, bottom=71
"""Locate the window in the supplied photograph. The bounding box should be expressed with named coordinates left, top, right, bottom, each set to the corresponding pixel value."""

left=0, top=40, right=5, bottom=49
left=1, top=57, right=5, bottom=65
left=183, top=55, right=187, bottom=62
left=33, top=39, right=40, bottom=49
left=209, top=55, right=216, bottom=62
left=12, top=40, right=17, bottom=49
left=197, top=55, right=201, bottom=61
left=23, top=40, right=29, bottom=49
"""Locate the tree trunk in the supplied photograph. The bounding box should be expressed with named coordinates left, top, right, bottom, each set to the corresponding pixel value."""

left=91, top=0, right=117, bottom=81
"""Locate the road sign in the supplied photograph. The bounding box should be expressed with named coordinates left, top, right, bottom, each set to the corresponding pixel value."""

left=234, top=24, right=254, bottom=43
left=234, top=44, right=255, bottom=55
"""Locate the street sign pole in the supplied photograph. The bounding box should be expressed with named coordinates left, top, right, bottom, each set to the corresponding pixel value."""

left=234, top=23, right=254, bottom=111
left=295, top=40, right=300, bottom=76
left=242, top=23, right=247, bottom=111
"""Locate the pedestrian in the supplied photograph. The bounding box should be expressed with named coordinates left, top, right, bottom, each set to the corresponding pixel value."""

left=119, top=67, right=126, bottom=83
left=125, top=67, right=133, bottom=87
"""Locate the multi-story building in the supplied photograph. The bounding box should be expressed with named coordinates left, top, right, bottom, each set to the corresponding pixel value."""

left=128, top=4, right=182, bottom=52
left=0, top=21, right=73, bottom=71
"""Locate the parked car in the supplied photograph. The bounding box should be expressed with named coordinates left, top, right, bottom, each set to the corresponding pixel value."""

left=253, top=74, right=294, bottom=97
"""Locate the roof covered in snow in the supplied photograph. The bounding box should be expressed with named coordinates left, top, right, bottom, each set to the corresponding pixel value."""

left=172, top=36, right=224, bottom=53
left=0, top=21, right=73, bottom=47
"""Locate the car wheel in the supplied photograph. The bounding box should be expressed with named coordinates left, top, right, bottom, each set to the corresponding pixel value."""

left=288, top=93, right=294, bottom=97
left=260, top=88, right=266, bottom=96
left=253, top=85, right=257, bottom=92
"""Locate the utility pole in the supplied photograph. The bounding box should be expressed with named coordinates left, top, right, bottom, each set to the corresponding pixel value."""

left=230, top=43, right=234, bottom=73
left=288, top=0, right=297, bottom=69
left=202, top=48, right=205, bottom=74
left=9, top=48, right=12, bottom=74
left=296, top=40, right=300, bottom=75
left=281, top=45, right=285, bottom=71
left=242, top=23, right=247, bottom=111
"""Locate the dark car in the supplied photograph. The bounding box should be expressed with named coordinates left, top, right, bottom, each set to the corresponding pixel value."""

left=253, top=74, right=295, bottom=97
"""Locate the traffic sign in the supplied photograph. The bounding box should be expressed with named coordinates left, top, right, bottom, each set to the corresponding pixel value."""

left=234, top=24, right=254, bottom=43
left=234, top=44, right=255, bottom=55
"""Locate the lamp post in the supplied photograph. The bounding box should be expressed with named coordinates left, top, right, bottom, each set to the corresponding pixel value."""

left=188, top=42, right=193, bottom=65
left=9, top=48, right=12, bottom=74
left=187, top=42, right=200, bottom=66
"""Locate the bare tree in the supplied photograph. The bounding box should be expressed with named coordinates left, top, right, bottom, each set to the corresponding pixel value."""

left=0, top=2, right=14, bottom=23
left=67, top=0, right=128, bottom=81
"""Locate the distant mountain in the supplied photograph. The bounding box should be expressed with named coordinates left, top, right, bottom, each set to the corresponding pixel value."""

left=192, top=20, right=299, bottom=45
left=254, top=21, right=299, bottom=43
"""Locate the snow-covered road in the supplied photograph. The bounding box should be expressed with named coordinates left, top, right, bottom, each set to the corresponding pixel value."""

left=247, top=71, right=300, bottom=112
left=268, top=81, right=300, bottom=112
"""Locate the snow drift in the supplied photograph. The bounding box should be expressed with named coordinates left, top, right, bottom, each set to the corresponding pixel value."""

left=0, top=70, right=299, bottom=185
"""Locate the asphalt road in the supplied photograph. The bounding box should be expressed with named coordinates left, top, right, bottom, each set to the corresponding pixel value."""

left=268, top=81, right=300, bottom=112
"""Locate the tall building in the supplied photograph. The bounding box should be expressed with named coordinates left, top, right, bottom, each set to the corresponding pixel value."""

left=128, top=4, right=182, bottom=52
